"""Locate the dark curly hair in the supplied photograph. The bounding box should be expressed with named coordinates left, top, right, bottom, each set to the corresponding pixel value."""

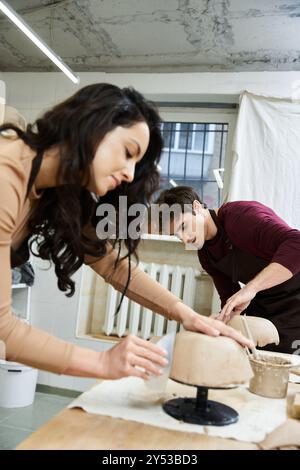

left=0, top=83, right=163, bottom=302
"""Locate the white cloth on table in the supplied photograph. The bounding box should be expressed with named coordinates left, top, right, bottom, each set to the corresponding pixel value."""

left=68, top=377, right=288, bottom=443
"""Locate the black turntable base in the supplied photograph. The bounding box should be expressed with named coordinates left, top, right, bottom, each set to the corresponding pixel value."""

left=163, top=385, right=239, bottom=426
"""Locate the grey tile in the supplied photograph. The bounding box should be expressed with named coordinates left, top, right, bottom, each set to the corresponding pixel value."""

left=0, top=407, right=20, bottom=423
left=34, top=392, right=72, bottom=406
left=1, top=396, right=68, bottom=431
left=0, top=424, right=32, bottom=450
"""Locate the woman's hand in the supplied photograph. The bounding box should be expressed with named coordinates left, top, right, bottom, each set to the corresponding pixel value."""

left=99, top=334, right=168, bottom=380
left=216, top=286, right=257, bottom=323
left=172, top=303, right=254, bottom=348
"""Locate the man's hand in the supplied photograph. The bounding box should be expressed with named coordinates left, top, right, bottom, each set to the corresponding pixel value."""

left=216, top=286, right=257, bottom=323
left=216, top=262, right=293, bottom=323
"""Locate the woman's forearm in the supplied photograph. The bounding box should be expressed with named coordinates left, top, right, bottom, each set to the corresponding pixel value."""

left=88, top=248, right=181, bottom=320
left=63, top=346, right=105, bottom=378
left=64, top=335, right=168, bottom=381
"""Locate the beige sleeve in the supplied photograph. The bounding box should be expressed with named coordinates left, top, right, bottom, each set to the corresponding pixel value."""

left=84, top=242, right=182, bottom=319
left=0, top=153, right=74, bottom=374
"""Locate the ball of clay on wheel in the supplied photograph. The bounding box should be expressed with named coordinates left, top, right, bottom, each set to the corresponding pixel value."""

left=170, top=331, right=253, bottom=388
left=228, top=316, right=279, bottom=347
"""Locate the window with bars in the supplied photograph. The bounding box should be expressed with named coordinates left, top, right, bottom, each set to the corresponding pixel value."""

left=159, top=121, right=228, bottom=207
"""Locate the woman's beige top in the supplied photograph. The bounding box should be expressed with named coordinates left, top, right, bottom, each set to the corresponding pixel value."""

left=0, top=135, right=180, bottom=374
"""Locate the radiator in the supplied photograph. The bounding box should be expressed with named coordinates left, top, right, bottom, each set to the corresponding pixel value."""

left=103, top=262, right=200, bottom=339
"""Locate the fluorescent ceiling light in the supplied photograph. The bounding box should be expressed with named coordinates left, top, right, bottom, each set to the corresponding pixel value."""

left=0, top=0, right=80, bottom=84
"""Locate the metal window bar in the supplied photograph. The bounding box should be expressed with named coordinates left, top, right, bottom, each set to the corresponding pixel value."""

left=167, top=122, right=173, bottom=181
left=218, top=124, right=225, bottom=206
left=160, top=122, right=228, bottom=207
left=200, top=124, right=207, bottom=201
left=183, top=124, right=191, bottom=180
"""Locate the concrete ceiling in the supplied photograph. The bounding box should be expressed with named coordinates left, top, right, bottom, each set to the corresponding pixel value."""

left=0, top=0, right=300, bottom=73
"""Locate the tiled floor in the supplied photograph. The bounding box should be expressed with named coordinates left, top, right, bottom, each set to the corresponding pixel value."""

left=0, top=392, right=73, bottom=450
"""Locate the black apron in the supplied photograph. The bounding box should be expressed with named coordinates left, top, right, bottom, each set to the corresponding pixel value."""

left=202, top=210, right=300, bottom=354
left=10, top=150, right=44, bottom=268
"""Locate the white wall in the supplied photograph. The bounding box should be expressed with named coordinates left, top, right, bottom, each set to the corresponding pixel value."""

left=0, top=77, right=5, bottom=124
left=3, top=70, right=300, bottom=391
left=3, top=71, right=300, bottom=122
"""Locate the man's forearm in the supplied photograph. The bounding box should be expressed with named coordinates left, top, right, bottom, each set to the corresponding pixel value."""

left=247, top=262, right=293, bottom=293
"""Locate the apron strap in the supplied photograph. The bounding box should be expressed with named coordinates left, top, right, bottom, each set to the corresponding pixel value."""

left=209, top=209, right=231, bottom=247
left=206, top=209, right=238, bottom=281
left=11, top=149, right=44, bottom=268
left=26, top=149, right=44, bottom=198
left=209, top=209, right=222, bottom=230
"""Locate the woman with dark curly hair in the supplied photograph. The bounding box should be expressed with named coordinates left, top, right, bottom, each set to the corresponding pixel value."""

left=0, top=84, right=251, bottom=381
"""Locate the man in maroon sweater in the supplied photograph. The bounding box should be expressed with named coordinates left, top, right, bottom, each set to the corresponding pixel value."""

left=156, top=186, right=300, bottom=354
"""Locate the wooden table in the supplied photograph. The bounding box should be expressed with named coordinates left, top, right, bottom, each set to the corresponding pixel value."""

left=17, top=408, right=258, bottom=450
left=16, top=382, right=300, bottom=450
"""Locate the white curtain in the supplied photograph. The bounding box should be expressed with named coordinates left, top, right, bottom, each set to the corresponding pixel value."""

left=227, top=91, right=300, bottom=229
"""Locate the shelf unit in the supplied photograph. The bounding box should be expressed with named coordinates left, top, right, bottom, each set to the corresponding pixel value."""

left=12, top=283, right=31, bottom=324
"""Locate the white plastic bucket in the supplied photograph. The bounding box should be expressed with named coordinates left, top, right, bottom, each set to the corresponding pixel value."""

left=0, top=360, right=38, bottom=407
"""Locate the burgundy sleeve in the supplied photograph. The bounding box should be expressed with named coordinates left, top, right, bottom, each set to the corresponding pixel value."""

left=221, top=202, right=300, bottom=276
left=199, top=254, right=241, bottom=308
